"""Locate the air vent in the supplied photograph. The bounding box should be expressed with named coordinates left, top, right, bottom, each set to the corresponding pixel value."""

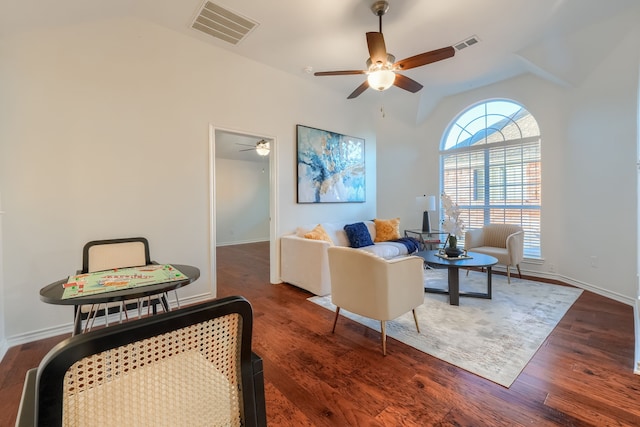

left=454, top=35, right=480, bottom=51
left=191, top=1, right=258, bottom=45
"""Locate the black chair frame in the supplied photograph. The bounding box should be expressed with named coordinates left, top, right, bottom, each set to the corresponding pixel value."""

left=19, top=296, right=266, bottom=427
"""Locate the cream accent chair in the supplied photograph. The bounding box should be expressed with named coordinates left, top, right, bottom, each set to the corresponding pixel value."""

left=464, top=224, right=524, bottom=283
left=327, top=246, right=425, bottom=356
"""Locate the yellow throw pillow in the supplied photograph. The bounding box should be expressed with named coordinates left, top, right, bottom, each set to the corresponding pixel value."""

left=374, top=218, right=400, bottom=242
left=304, top=224, right=334, bottom=244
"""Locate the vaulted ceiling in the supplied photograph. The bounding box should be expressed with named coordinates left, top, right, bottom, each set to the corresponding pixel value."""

left=2, top=0, right=638, bottom=123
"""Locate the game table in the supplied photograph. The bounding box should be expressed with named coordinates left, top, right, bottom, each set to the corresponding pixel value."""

left=40, top=264, right=200, bottom=335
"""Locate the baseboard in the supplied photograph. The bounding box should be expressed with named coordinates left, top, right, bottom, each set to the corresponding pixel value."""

left=0, top=339, right=9, bottom=364
left=0, top=292, right=214, bottom=363
left=494, top=265, right=636, bottom=307
left=216, top=238, right=269, bottom=247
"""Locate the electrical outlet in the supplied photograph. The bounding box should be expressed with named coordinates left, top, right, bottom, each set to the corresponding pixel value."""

left=590, top=256, right=598, bottom=268
left=549, top=263, right=556, bottom=273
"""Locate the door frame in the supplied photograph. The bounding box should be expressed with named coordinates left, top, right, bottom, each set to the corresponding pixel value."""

left=208, top=124, right=279, bottom=296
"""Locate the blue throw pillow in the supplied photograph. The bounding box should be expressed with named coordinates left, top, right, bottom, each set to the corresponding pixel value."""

left=343, top=222, right=374, bottom=248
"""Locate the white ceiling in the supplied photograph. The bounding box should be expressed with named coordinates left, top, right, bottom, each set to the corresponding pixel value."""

left=2, top=0, right=638, bottom=123
left=215, top=130, right=271, bottom=163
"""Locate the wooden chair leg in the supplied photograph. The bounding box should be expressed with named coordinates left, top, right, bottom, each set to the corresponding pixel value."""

left=332, top=307, right=341, bottom=333
left=507, top=265, right=511, bottom=284
left=381, top=321, right=387, bottom=356
left=517, top=264, right=522, bottom=279
left=412, top=309, right=420, bottom=334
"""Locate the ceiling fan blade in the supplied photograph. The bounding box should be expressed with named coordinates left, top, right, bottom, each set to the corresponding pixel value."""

left=393, top=73, right=423, bottom=93
left=366, top=32, right=388, bottom=64
left=314, top=70, right=366, bottom=76
left=238, top=148, right=255, bottom=152
left=394, top=46, right=455, bottom=71
left=347, top=81, right=370, bottom=99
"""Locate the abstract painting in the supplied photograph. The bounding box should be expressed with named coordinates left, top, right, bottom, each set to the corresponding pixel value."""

left=296, top=124, right=365, bottom=203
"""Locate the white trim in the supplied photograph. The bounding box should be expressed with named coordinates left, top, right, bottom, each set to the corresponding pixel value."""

left=0, top=339, right=9, bottom=363
left=216, top=238, right=269, bottom=247
left=208, top=125, right=217, bottom=297
left=209, top=125, right=280, bottom=286
left=0, top=293, right=214, bottom=362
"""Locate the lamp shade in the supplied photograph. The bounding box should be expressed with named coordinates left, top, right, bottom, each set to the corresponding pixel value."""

left=367, top=70, right=395, bottom=91
left=425, top=195, right=436, bottom=211
left=255, top=141, right=270, bottom=156
left=416, top=195, right=436, bottom=211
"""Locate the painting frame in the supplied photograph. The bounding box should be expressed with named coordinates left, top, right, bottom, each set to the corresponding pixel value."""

left=296, top=124, right=365, bottom=203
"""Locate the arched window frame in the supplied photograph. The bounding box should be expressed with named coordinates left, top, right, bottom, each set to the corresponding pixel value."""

left=440, top=99, right=541, bottom=258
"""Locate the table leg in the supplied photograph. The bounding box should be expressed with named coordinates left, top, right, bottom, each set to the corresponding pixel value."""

left=73, top=305, right=82, bottom=336
left=487, top=266, right=492, bottom=299
left=448, top=266, right=460, bottom=306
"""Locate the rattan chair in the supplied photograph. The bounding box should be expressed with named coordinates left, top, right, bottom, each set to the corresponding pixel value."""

left=74, top=237, right=178, bottom=334
left=16, top=296, right=267, bottom=427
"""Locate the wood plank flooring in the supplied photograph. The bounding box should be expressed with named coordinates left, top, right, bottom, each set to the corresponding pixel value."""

left=2, top=241, right=639, bottom=426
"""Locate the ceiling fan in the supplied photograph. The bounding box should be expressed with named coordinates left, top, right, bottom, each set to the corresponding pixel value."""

left=236, top=140, right=270, bottom=156
left=314, top=0, right=455, bottom=99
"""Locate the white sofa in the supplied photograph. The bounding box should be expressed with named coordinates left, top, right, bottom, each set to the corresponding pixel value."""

left=280, top=220, right=413, bottom=296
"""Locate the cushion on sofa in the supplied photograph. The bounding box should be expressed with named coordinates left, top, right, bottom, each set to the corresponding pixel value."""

left=321, top=222, right=350, bottom=247
left=344, top=222, right=374, bottom=248
left=303, top=224, right=334, bottom=244
left=359, top=243, right=401, bottom=259
left=373, top=217, right=400, bottom=242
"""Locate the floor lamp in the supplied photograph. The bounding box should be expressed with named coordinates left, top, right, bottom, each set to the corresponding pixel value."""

left=417, top=195, right=436, bottom=232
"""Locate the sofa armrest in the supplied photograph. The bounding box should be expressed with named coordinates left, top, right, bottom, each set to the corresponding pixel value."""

left=506, top=230, right=525, bottom=265
left=280, top=234, right=332, bottom=296
left=384, top=256, right=425, bottom=316
left=464, top=229, right=484, bottom=249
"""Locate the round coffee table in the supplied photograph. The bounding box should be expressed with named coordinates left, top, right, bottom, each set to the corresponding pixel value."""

left=414, top=250, right=498, bottom=306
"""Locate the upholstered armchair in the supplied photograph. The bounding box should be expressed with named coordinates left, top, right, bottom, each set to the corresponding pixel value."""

left=464, top=224, right=524, bottom=283
left=327, top=246, right=425, bottom=355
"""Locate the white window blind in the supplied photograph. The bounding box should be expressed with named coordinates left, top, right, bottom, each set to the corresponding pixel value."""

left=440, top=100, right=541, bottom=258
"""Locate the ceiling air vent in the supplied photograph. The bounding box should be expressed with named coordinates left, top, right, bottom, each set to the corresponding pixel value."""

left=191, top=1, right=258, bottom=45
left=454, top=35, right=480, bottom=51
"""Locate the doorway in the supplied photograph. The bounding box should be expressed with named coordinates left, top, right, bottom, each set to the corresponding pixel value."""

left=209, top=126, right=278, bottom=295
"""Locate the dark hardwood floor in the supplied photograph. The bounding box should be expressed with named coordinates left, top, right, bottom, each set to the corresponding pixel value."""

left=2, top=241, right=639, bottom=426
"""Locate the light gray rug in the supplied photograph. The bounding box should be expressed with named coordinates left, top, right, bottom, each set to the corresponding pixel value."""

left=308, top=269, right=583, bottom=387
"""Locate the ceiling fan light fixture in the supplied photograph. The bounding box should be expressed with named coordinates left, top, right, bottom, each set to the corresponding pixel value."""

left=367, top=69, right=395, bottom=91
left=256, top=141, right=270, bottom=156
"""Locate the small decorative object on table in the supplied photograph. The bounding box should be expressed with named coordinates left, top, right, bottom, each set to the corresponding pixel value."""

left=441, top=193, right=465, bottom=257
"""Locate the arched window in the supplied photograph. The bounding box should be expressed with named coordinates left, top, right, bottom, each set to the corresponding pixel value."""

left=440, top=99, right=541, bottom=258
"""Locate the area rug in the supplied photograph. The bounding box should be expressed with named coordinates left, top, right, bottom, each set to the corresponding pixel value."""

left=308, top=269, right=583, bottom=387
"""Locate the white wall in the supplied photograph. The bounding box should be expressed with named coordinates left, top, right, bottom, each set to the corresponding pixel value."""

left=377, top=10, right=640, bottom=304
left=2, top=6, right=637, bottom=355
left=215, top=158, right=269, bottom=246
left=0, top=16, right=374, bottom=347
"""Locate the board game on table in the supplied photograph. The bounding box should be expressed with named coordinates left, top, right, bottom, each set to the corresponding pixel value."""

left=62, top=264, right=186, bottom=300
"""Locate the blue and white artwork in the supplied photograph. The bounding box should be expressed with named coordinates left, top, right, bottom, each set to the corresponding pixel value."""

left=296, top=125, right=365, bottom=203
